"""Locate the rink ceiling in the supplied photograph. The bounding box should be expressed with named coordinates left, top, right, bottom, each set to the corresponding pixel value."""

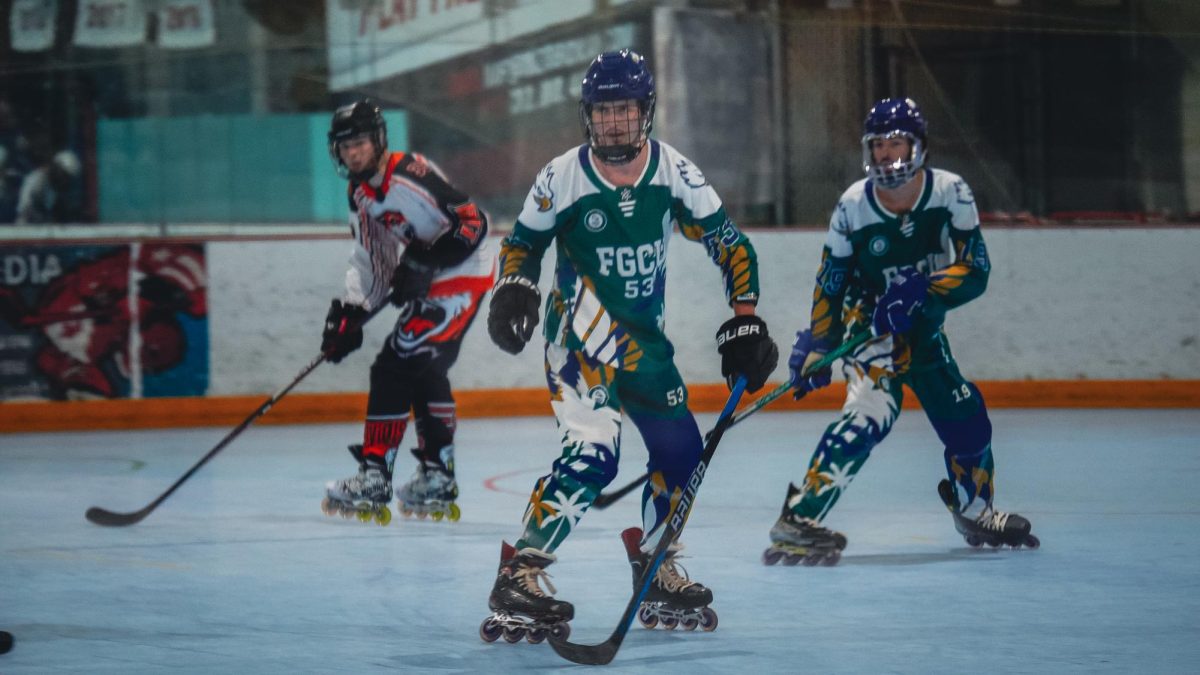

left=1, top=409, right=1198, bottom=673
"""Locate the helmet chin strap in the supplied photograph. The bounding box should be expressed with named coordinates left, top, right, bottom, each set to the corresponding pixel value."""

left=591, top=140, right=643, bottom=165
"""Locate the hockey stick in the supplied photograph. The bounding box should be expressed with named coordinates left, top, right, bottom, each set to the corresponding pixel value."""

left=548, top=376, right=748, bottom=665
left=589, top=329, right=875, bottom=511
left=85, top=305, right=385, bottom=527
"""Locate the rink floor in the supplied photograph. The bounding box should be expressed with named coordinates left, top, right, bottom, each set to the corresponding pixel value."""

left=1, top=408, right=1198, bottom=673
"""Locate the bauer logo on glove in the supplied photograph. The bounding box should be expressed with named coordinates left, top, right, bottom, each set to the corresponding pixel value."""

left=715, top=315, right=779, bottom=393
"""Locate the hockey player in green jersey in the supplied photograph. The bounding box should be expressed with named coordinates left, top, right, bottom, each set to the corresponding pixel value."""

left=763, top=98, right=1039, bottom=567
left=479, top=50, right=779, bottom=643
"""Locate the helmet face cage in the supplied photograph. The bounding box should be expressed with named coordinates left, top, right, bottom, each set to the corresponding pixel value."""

left=579, top=97, right=655, bottom=164
left=328, top=100, right=388, bottom=181
left=861, top=97, right=927, bottom=189
left=579, top=49, right=656, bottom=164
left=862, top=131, right=926, bottom=190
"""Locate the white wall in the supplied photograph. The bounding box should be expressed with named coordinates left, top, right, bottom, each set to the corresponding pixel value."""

left=208, top=228, right=1200, bottom=395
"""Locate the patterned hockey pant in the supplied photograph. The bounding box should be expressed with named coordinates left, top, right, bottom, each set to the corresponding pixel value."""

left=515, top=344, right=703, bottom=554
left=790, top=334, right=996, bottom=521
left=360, top=257, right=492, bottom=469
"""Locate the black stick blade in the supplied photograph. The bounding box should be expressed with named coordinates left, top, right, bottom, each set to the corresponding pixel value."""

left=85, top=506, right=146, bottom=527
left=548, top=634, right=620, bottom=665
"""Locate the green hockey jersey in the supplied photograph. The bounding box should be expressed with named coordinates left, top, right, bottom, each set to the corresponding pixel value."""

left=499, top=140, right=759, bottom=371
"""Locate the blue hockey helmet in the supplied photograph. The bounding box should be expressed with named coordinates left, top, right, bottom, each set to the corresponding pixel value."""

left=861, top=97, right=927, bottom=189
left=328, top=98, right=388, bottom=181
left=579, top=49, right=656, bottom=164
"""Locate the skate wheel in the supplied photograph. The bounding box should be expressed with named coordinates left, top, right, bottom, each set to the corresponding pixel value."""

left=782, top=553, right=802, bottom=567
left=400, top=506, right=414, bottom=518
left=637, top=605, right=658, bottom=629
left=965, top=535, right=983, bottom=548
left=448, top=503, right=462, bottom=522
left=1023, top=534, right=1041, bottom=549
left=502, top=626, right=525, bottom=643
left=762, top=548, right=784, bottom=566
left=431, top=510, right=444, bottom=522
left=526, top=628, right=546, bottom=644
left=680, top=616, right=699, bottom=631
left=479, top=617, right=502, bottom=643
left=339, top=505, right=354, bottom=519
left=416, top=510, right=428, bottom=520
left=320, top=497, right=338, bottom=516
left=801, top=554, right=821, bottom=567
left=374, top=507, right=392, bottom=526
left=661, top=616, right=679, bottom=630
left=356, top=509, right=372, bottom=523
left=550, top=622, right=570, bottom=641
left=699, top=607, right=718, bottom=632
left=821, top=550, right=842, bottom=567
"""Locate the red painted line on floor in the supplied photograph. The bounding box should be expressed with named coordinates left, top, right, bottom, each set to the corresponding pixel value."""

left=481, top=466, right=544, bottom=497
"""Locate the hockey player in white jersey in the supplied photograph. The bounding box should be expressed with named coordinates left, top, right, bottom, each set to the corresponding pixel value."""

left=319, top=99, right=495, bottom=525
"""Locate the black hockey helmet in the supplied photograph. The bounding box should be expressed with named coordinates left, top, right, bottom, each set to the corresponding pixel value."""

left=328, top=99, right=388, bottom=181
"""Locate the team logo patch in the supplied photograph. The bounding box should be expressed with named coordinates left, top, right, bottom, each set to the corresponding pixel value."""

left=676, top=159, right=708, bottom=188
left=533, top=164, right=555, bottom=212
left=954, top=179, right=976, bottom=205
left=584, top=209, right=607, bottom=232
left=868, top=235, right=890, bottom=256
left=587, top=385, right=610, bottom=408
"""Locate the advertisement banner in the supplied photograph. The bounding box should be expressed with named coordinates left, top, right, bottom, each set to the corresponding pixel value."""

left=73, top=0, right=146, bottom=48
left=9, top=0, right=57, bottom=52
left=0, top=243, right=209, bottom=400
left=156, top=0, right=215, bottom=49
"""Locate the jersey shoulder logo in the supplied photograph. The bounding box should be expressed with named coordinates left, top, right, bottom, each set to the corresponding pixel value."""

left=675, top=158, right=708, bottom=188
left=833, top=200, right=853, bottom=236
left=584, top=209, right=607, bottom=233
left=533, top=163, right=556, bottom=212
left=953, top=179, right=975, bottom=205
left=406, top=154, right=429, bottom=177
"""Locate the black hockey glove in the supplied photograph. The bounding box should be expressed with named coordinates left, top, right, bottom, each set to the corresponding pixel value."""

left=487, top=275, right=540, bottom=355
left=715, top=314, right=779, bottom=393
left=321, top=299, right=368, bottom=363
left=390, top=249, right=437, bottom=307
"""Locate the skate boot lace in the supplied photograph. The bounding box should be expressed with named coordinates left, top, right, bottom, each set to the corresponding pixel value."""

left=404, top=465, right=455, bottom=499
left=342, top=467, right=371, bottom=491
left=656, top=547, right=699, bottom=593
left=784, top=513, right=828, bottom=537
left=514, top=563, right=557, bottom=598
left=976, top=508, right=1010, bottom=532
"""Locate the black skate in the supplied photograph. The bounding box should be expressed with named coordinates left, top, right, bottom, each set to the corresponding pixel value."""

left=762, top=482, right=847, bottom=566
left=396, top=448, right=461, bottom=522
left=938, top=479, right=1040, bottom=549
left=321, top=444, right=393, bottom=526
left=622, top=527, right=718, bottom=632
left=481, top=542, right=573, bottom=645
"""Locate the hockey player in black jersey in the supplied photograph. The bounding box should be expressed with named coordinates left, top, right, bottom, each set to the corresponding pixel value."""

left=319, top=99, right=495, bottom=525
